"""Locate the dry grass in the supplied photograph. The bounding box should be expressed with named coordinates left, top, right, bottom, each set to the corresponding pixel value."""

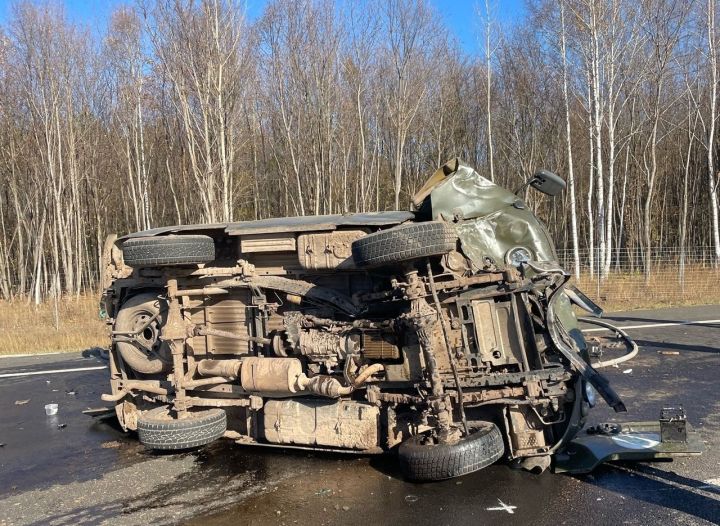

left=0, top=293, right=107, bottom=355
left=573, top=265, right=720, bottom=312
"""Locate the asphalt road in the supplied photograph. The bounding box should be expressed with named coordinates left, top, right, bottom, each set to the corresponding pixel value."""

left=0, top=305, right=719, bottom=526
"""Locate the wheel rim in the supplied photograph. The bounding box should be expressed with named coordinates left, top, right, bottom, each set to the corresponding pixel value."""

left=133, top=310, right=160, bottom=352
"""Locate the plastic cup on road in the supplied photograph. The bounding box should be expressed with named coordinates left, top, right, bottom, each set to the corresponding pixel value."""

left=44, top=403, right=58, bottom=416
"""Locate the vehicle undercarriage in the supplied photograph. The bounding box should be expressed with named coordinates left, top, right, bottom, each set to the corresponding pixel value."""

left=99, top=159, right=701, bottom=480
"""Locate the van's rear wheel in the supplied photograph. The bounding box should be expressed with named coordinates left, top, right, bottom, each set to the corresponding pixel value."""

left=398, top=422, right=505, bottom=481
left=122, top=235, right=215, bottom=267
left=137, top=406, right=227, bottom=451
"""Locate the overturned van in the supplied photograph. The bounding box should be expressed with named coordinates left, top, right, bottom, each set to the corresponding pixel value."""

left=99, top=159, right=701, bottom=480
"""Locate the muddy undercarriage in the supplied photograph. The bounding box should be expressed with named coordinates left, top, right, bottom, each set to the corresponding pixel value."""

left=99, top=160, right=699, bottom=480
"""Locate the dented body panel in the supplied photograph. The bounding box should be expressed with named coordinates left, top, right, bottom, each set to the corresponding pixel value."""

left=428, top=161, right=557, bottom=267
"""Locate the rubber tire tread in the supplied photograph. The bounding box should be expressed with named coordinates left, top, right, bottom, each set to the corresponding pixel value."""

left=351, top=222, right=456, bottom=267
left=137, top=407, right=227, bottom=450
left=123, top=235, right=215, bottom=267
left=398, top=422, right=505, bottom=481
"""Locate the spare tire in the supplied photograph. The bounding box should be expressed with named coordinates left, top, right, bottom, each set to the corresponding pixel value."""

left=398, top=422, right=505, bottom=481
left=351, top=222, right=456, bottom=267
left=137, top=406, right=227, bottom=450
left=123, top=235, right=215, bottom=267
left=114, top=292, right=171, bottom=375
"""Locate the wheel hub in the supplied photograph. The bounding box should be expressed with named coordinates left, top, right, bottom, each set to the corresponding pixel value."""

left=132, top=312, right=161, bottom=354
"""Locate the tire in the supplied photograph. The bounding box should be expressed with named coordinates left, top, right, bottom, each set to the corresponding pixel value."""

left=398, top=422, right=505, bottom=481
left=123, top=235, right=215, bottom=267
left=114, top=293, right=171, bottom=375
left=351, top=222, right=457, bottom=267
left=137, top=406, right=227, bottom=450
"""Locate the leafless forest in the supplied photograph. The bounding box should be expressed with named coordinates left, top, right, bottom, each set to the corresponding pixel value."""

left=0, top=0, right=718, bottom=302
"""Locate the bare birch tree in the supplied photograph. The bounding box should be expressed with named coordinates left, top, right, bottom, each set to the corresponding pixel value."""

left=704, top=0, right=720, bottom=263
left=380, top=0, right=436, bottom=209
left=106, top=6, right=152, bottom=231
left=559, top=0, right=580, bottom=278
left=147, top=0, right=252, bottom=222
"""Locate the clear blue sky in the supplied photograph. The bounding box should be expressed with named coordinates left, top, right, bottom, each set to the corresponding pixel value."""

left=0, top=0, right=526, bottom=54
left=431, top=0, right=527, bottom=53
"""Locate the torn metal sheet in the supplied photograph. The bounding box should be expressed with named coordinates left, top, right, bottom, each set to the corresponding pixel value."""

left=554, top=421, right=704, bottom=474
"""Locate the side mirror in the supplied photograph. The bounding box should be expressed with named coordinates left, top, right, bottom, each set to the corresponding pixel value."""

left=530, top=170, right=566, bottom=197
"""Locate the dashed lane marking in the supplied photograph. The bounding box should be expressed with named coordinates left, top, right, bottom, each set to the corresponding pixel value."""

left=0, top=351, right=66, bottom=359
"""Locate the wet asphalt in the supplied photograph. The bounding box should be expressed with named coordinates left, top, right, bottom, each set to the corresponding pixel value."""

left=0, top=305, right=719, bottom=526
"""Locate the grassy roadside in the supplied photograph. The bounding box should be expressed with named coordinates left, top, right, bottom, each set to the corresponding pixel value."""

left=0, top=294, right=107, bottom=356
left=572, top=267, right=720, bottom=312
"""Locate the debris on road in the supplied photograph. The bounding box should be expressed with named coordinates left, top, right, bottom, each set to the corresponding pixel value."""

left=658, top=350, right=680, bottom=356
left=44, top=403, right=58, bottom=415
left=57, top=423, right=67, bottom=429
left=14, top=400, right=29, bottom=405
left=314, top=488, right=332, bottom=496
left=623, top=369, right=633, bottom=374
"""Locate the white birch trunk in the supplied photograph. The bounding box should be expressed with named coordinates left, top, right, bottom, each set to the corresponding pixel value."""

left=560, top=1, right=580, bottom=279
left=485, top=0, right=495, bottom=182
left=707, top=0, right=720, bottom=263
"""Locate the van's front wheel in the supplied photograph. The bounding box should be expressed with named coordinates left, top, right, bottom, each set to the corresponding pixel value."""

left=351, top=222, right=456, bottom=267
left=398, top=422, right=505, bottom=481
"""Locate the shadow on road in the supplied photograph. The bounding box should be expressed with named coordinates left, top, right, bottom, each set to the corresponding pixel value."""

left=591, top=463, right=720, bottom=524
left=81, top=347, right=109, bottom=361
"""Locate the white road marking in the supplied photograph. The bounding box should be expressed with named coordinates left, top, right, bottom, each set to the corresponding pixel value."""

left=698, top=477, right=720, bottom=490
left=486, top=499, right=516, bottom=514
left=0, top=365, right=108, bottom=378
left=583, top=318, right=720, bottom=333
left=0, top=351, right=67, bottom=359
